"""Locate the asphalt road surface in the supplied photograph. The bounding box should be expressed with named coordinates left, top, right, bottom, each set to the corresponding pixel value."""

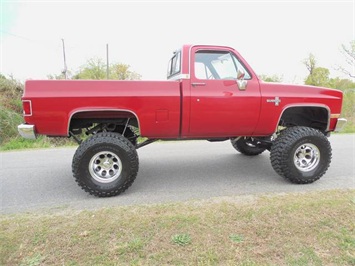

left=1, top=134, right=354, bottom=214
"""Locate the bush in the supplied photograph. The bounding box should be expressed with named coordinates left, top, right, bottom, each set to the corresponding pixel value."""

left=0, top=106, right=24, bottom=144
left=0, top=76, right=24, bottom=144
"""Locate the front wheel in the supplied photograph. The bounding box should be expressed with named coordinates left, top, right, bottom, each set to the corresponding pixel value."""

left=270, top=127, right=331, bottom=184
left=72, top=132, right=139, bottom=197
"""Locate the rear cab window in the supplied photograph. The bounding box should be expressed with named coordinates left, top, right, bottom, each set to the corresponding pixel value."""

left=167, top=51, right=181, bottom=79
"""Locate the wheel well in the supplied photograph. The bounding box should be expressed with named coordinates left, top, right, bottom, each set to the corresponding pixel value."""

left=279, top=107, right=329, bottom=131
left=69, top=110, right=139, bottom=133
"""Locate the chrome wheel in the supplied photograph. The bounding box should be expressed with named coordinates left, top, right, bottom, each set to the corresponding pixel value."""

left=293, top=143, right=320, bottom=172
left=89, top=151, right=122, bottom=183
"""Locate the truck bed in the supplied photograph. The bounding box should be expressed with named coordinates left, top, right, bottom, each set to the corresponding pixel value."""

left=23, top=80, right=182, bottom=138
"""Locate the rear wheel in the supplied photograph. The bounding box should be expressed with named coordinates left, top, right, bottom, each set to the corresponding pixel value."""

left=231, top=137, right=266, bottom=156
left=270, top=126, right=331, bottom=184
left=72, top=132, right=139, bottom=197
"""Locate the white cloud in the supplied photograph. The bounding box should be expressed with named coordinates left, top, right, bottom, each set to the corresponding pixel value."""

left=1, top=1, right=354, bottom=83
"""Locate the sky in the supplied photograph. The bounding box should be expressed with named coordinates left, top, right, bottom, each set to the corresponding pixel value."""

left=0, top=0, right=354, bottom=84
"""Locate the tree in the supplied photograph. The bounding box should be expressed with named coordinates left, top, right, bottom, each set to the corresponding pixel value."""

left=259, top=74, right=283, bottom=82
left=303, top=54, right=330, bottom=87
left=304, top=67, right=330, bottom=87
left=303, top=53, right=317, bottom=75
left=328, top=77, right=355, bottom=91
left=74, top=58, right=107, bottom=80
left=47, top=70, right=73, bottom=80
left=110, top=63, right=141, bottom=80
left=73, top=58, right=141, bottom=80
left=337, top=40, right=355, bottom=78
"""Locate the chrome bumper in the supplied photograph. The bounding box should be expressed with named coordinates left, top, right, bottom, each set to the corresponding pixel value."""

left=18, top=124, right=37, bottom=139
left=335, top=118, right=347, bottom=132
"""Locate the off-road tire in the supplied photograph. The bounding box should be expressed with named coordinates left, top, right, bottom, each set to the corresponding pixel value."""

left=72, top=132, right=139, bottom=197
left=231, top=137, right=266, bottom=156
left=270, top=126, right=331, bottom=184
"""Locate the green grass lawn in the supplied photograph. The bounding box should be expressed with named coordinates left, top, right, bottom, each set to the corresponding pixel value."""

left=1, top=190, right=354, bottom=265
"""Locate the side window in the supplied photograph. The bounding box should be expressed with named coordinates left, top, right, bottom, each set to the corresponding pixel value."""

left=194, top=50, right=251, bottom=80
left=195, top=62, right=214, bottom=79
left=167, top=51, right=181, bottom=78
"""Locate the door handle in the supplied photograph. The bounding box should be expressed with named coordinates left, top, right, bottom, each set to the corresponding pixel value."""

left=191, top=82, right=206, bottom=87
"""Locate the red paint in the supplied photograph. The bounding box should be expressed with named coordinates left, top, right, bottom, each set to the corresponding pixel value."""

left=21, top=45, right=344, bottom=139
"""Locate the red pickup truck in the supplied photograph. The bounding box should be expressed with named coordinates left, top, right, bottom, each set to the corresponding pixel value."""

left=18, top=44, right=346, bottom=197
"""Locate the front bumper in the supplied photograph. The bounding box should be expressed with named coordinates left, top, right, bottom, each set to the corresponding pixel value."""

left=18, top=124, right=37, bottom=139
left=334, top=118, right=347, bottom=132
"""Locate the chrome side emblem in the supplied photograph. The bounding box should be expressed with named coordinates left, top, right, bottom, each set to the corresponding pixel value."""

left=266, top=96, right=281, bottom=106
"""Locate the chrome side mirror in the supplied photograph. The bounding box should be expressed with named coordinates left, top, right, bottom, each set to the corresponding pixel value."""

left=236, top=69, right=247, bottom=91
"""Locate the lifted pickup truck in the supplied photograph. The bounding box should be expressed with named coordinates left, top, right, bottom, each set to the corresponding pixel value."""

left=18, top=44, right=346, bottom=197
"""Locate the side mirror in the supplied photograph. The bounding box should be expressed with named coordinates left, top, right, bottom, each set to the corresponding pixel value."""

left=236, top=69, right=247, bottom=91
left=237, top=68, right=245, bottom=80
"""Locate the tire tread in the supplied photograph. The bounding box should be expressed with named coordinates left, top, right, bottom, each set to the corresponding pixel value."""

left=270, top=127, right=332, bottom=184
left=72, top=132, right=139, bottom=197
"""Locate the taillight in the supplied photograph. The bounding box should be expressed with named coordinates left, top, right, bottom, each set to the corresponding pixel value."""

left=23, top=100, right=32, bottom=116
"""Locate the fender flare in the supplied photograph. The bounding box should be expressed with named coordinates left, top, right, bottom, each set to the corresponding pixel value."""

left=67, top=108, right=141, bottom=135
left=275, top=104, right=330, bottom=132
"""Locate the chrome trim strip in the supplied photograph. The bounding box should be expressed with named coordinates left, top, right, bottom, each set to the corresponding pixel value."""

left=67, top=108, right=141, bottom=135
left=18, top=124, right=36, bottom=139
left=276, top=104, right=331, bottom=132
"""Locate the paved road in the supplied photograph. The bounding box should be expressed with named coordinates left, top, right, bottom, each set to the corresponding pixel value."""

left=1, top=134, right=354, bottom=214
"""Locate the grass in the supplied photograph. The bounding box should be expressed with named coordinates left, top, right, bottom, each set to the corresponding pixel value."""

left=171, top=233, right=192, bottom=246
left=341, top=122, right=355, bottom=133
left=1, top=190, right=354, bottom=265
left=0, top=136, right=76, bottom=151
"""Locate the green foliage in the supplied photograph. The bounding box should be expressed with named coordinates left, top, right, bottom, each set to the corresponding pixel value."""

left=171, top=233, right=191, bottom=246
left=0, top=136, right=76, bottom=151
left=303, top=53, right=317, bottom=75
left=229, top=234, right=244, bottom=243
left=74, top=58, right=107, bottom=80
left=287, top=247, right=322, bottom=266
left=110, top=63, right=141, bottom=80
left=73, top=58, right=141, bottom=80
left=0, top=75, right=24, bottom=144
left=20, top=253, right=45, bottom=266
left=328, top=77, right=355, bottom=91
left=0, top=107, right=23, bottom=144
left=259, top=74, right=283, bottom=82
left=0, top=74, right=23, bottom=113
left=340, top=89, right=355, bottom=131
left=304, top=67, right=330, bottom=87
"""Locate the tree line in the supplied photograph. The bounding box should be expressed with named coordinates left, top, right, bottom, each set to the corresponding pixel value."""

left=261, top=40, right=355, bottom=90
left=48, top=58, right=141, bottom=80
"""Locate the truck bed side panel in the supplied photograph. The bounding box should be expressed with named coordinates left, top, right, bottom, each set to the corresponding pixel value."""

left=23, top=80, right=181, bottom=138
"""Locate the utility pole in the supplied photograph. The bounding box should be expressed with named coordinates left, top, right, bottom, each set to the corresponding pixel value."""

left=61, top=38, right=67, bottom=79
left=106, top=43, right=109, bottom=79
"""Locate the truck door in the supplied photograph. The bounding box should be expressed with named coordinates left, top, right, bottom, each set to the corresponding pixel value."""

left=188, top=48, right=261, bottom=137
